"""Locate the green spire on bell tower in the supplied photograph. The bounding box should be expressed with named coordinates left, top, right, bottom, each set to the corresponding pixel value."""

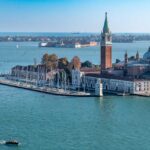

left=103, top=12, right=109, bottom=33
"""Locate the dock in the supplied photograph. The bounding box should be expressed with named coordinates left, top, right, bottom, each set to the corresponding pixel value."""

left=0, top=79, right=98, bottom=97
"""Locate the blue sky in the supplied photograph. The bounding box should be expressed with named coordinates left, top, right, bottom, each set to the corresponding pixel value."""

left=0, top=0, right=150, bottom=32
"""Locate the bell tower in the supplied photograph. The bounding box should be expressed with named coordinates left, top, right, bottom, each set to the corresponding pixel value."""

left=101, top=12, right=112, bottom=72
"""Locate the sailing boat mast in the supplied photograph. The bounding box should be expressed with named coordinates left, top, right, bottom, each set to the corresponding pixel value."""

left=64, top=72, right=66, bottom=92
left=26, top=66, right=28, bottom=84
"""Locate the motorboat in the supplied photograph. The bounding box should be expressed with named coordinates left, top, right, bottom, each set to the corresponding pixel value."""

left=5, top=140, right=19, bottom=146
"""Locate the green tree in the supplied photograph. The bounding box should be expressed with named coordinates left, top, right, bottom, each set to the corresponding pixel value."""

left=58, top=57, right=69, bottom=69
left=81, top=60, right=93, bottom=68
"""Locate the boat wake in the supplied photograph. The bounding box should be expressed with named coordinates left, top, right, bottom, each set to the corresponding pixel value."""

left=0, top=140, right=6, bottom=145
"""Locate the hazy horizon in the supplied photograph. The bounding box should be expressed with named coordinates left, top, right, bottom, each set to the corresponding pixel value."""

left=1, top=32, right=150, bottom=34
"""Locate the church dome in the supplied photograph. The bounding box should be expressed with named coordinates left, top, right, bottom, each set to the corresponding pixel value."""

left=143, top=47, right=150, bottom=60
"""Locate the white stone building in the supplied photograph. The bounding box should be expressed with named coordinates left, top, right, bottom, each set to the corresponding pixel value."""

left=133, top=80, right=150, bottom=95
left=71, top=69, right=103, bottom=96
left=101, top=77, right=150, bottom=96
left=101, top=78, right=133, bottom=93
left=71, top=69, right=150, bottom=96
left=72, top=69, right=84, bottom=89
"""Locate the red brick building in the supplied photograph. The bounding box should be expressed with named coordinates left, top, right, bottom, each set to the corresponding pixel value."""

left=101, top=12, right=112, bottom=72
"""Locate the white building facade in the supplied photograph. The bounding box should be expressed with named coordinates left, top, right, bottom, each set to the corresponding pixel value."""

left=72, top=69, right=84, bottom=89
left=133, top=80, right=150, bottom=95
left=71, top=69, right=103, bottom=96
left=101, top=78, right=150, bottom=96
left=72, top=69, right=150, bottom=96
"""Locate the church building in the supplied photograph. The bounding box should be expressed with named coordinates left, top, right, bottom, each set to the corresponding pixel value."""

left=71, top=13, right=150, bottom=96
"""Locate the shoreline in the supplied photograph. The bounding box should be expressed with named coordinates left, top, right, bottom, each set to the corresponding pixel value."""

left=0, top=79, right=99, bottom=97
left=0, top=79, right=149, bottom=97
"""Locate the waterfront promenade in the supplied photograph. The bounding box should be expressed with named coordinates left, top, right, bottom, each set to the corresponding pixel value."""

left=1, top=78, right=149, bottom=97
left=0, top=78, right=97, bottom=97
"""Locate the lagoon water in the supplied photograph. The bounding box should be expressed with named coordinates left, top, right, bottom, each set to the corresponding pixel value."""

left=0, top=40, right=150, bottom=150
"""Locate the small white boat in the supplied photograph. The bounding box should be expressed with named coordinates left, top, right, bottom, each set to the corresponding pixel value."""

left=39, top=42, right=48, bottom=47
left=16, top=44, right=19, bottom=48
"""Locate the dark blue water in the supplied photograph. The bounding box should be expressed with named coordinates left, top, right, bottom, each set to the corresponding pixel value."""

left=0, top=41, right=150, bottom=150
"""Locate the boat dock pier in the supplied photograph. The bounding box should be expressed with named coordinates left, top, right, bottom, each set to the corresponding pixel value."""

left=0, top=79, right=99, bottom=97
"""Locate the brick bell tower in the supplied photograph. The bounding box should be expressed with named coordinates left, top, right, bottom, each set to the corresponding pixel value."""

left=101, top=12, right=112, bottom=72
